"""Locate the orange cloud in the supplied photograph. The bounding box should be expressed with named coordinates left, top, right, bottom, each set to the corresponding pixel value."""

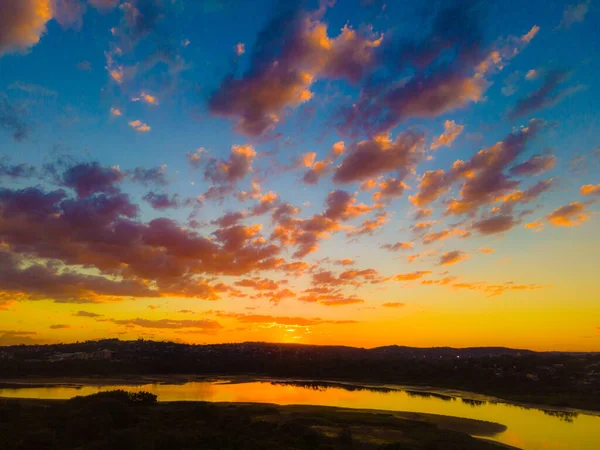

left=108, top=318, right=222, bottom=331
left=381, top=242, right=413, bottom=252
left=580, top=184, right=600, bottom=196
left=524, top=220, right=544, bottom=232
left=547, top=202, right=589, bottom=227
left=439, top=250, right=470, bottom=266
left=0, top=0, right=52, bottom=56
left=215, top=312, right=358, bottom=327
left=348, top=212, right=388, bottom=237
left=411, top=119, right=546, bottom=212
left=472, top=215, right=518, bottom=235
left=129, top=120, right=151, bottom=132
left=234, top=42, right=245, bottom=56
left=451, top=281, right=542, bottom=297
left=333, top=131, right=425, bottom=184
left=393, top=271, right=432, bottom=281
left=334, top=258, right=355, bottom=266
left=209, top=10, right=381, bottom=136
left=521, top=25, right=540, bottom=43
left=422, top=228, right=468, bottom=245
left=430, top=120, right=464, bottom=150
left=479, top=247, right=494, bottom=254
left=382, top=302, right=405, bottom=308
left=133, top=92, right=159, bottom=105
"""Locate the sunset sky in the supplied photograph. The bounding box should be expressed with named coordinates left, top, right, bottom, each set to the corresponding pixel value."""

left=0, top=0, right=599, bottom=351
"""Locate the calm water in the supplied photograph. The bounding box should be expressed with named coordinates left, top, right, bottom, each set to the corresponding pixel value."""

left=1, top=380, right=598, bottom=450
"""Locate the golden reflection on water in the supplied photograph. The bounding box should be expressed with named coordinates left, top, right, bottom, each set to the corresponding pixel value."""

left=1, top=381, right=598, bottom=450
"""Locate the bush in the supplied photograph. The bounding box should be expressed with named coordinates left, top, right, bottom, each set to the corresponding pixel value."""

left=69, top=390, right=157, bottom=406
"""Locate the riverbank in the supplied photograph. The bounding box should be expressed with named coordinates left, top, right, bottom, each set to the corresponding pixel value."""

left=1, top=374, right=598, bottom=417
left=0, top=395, right=517, bottom=450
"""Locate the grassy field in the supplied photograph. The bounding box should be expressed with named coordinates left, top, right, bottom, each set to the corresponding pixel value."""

left=0, top=391, right=517, bottom=450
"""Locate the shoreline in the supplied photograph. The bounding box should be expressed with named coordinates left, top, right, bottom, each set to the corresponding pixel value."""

left=0, top=397, right=517, bottom=448
left=0, top=374, right=598, bottom=417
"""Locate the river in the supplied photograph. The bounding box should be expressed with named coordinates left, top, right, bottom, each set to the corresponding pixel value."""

left=1, top=379, right=598, bottom=450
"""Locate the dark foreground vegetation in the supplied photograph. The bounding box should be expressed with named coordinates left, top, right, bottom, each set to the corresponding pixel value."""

left=1, top=339, right=599, bottom=411
left=0, top=391, right=510, bottom=450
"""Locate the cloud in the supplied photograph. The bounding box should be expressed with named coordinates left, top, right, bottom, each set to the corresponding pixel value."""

left=0, top=159, right=37, bottom=179
left=547, top=202, right=589, bottom=227
left=250, top=191, right=280, bottom=216
left=271, top=190, right=372, bottom=258
left=524, top=220, right=544, bottom=232
left=58, top=162, right=125, bottom=197
left=215, top=311, right=358, bottom=327
left=0, top=248, right=159, bottom=303
left=510, top=70, right=584, bottom=119
left=186, top=148, right=206, bottom=170
left=580, top=184, right=600, bottom=196
left=422, top=228, right=468, bottom=245
left=509, top=154, right=556, bottom=176
left=301, top=142, right=345, bottom=185
left=204, top=145, right=256, bottom=186
left=143, top=192, right=180, bottom=210
left=348, top=211, right=389, bottom=237
left=211, top=211, right=246, bottom=228
left=410, top=119, right=547, bottom=214
left=52, top=0, right=87, bottom=30
left=0, top=95, right=32, bottom=141
left=472, top=215, right=518, bottom=235
left=430, top=120, right=464, bottom=150
left=129, top=165, right=168, bottom=187
left=382, top=302, right=405, bottom=308
left=380, top=242, right=413, bottom=252
left=334, top=259, right=355, bottom=266
left=451, top=280, right=542, bottom=297
left=558, top=1, right=590, bottom=29
left=0, top=330, right=45, bottom=346
left=129, top=120, right=151, bottom=132
left=494, top=178, right=555, bottom=216
left=132, top=92, right=159, bottom=105
left=108, top=317, right=223, bottom=330
left=234, top=277, right=280, bottom=291
left=0, top=185, right=282, bottom=302
left=479, top=247, right=494, bottom=254
left=49, top=324, right=70, bottom=329
left=9, top=81, right=58, bottom=97
left=372, top=178, right=408, bottom=202
left=209, top=5, right=381, bottom=136
left=110, top=107, right=122, bottom=116
left=333, top=131, right=425, bottom=184
left=0, top=0, right=52, bottom=56
left=525, top=69, right=539, bottom=80
left=234, top=42, right=245, bottom=55
left=439, top=250, right=470, bottom=266
left=393, top=271, right=432, bottom=281
left=415, top=208, right=432, bottom=220
left=72, top=310, right=103, bottom=318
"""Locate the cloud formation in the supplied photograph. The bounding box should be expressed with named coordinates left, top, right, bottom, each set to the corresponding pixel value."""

left=333, top=131, right=425, bottom=184
left=209, top=5, right=382, bottom=136
left=439, top=250, right=470, bottom=266
left=430, top=120, right=464, bottom=150
left=547, top=202, right=589, bottom=227
left=0, top=0, right=52, bottom=56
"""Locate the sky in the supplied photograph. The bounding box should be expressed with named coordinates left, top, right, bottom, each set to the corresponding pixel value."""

left=0, top=0, right=599, bottom=351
